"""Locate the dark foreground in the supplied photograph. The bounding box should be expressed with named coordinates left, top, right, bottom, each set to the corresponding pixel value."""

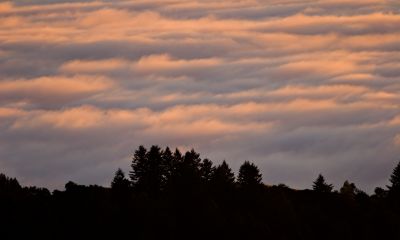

left=2, top=145, right=400, bottom=240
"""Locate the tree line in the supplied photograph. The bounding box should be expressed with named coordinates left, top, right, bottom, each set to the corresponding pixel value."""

left=110, top=146, right=263, bottom=196
left=1, top=145, right=400, bottom=239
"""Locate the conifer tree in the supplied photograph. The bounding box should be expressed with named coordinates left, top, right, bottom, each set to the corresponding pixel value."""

left=129, top=145, right=148, bottom=184
left=388, top=160, right=400, bottom=194
left=211, top=160, right=235, bottom=188
left=162, top=146, right=175, bottom=185
left=237, top=161, right=262, bottom=187
left=146, top=145, right=164, bottom=194
left=200, top=158, right=215, bottom=183
left=183, top=149, right=201, bottom=169
left=168, top=149, right=202, bottom=192
left=130, top=145, right=167, bottom=195
left=111, top=168, right=130, bottom=190
left=312, top=174, right=333, bottom=193
left=173, top=148, right=183, bottom=163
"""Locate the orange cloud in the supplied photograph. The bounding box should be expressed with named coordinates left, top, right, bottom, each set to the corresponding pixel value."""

left=9, top=104, right=273, bottom=137
left=0, top=76, right=113, bottom=104
left=394, top=134, right=400, bottom=146
left=270, top=85, right=369, bottom=98
left=0, top=108, right=26, bottom=118
left=133, top=54, right=222, bottom=72
left=0, top=2, right=12, bottom=13
left=60, top=59, right=131, bottom=73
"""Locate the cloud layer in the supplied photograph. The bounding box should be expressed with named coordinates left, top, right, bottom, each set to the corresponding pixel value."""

left=1, top=0, right=399, bottom=191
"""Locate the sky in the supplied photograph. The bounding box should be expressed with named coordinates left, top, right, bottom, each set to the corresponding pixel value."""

left=0, top=0, right=400, bottom=192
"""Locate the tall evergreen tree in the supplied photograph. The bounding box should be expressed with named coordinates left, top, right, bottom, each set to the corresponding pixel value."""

left=146, top=145, right=164, bottom=194
left=111, top=168, right=130, bottom=190
left=200, top=158, right=215, bottom=183
left=237, top=161, right=262, bottom=187
left=388, top=160, right=400, bottom=194
left=168, top=149, right=202, bottom=193
left=312, top=174, right=333, bottom=193
left=211, top=161, right=235, bottom=188
left=183, top=149, right=202, bottom=169
left=162, top=146, right=175, bottom=185
left=182, top=149, right=202, bottom=178
left=173, top=148, right=183, bottom=163
left=129, top=145, right=164, bottom=195
left=129, top=145, right=148, bottom=184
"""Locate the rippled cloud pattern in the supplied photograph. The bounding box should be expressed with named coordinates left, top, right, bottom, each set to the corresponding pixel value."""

left=1, top=0, right=399, bottom=191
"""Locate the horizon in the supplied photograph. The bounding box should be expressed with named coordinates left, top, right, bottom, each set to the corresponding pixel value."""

left=1, top=0, right=400, bottom=192
left=1, top=144, right=399, bottom=194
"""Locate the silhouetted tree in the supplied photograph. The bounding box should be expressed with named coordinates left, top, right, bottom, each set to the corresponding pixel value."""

left=0, top=173, right=21, bottom=194
left=162, top=146, right=175, bottom=183
left=5, top=147, right=400, bottom=240
left=147, top=145, right=165, bottom=193
left=373, top=187, right=387, bottom=198
left=312, top=174, right=333, bottom=193
left=237, top=161, right=262, bottom=187
left=130, top=145, right=165, bottom=195
left=64, top=181, right=89, bottom=196
left=183, top=149, right=201, bottom=169
left=277, top=183, right=289, bottom=189
left=354, top=189, right=369, bottom=201
left=173, top=148, right=183, bottom=163
left=111, top=168, right=130, bottom=190
left=200, top=158, right=215, bottom=183
left=171, top=149, right=202, bottom=190
left=65, top=181, right=79, bottom=191
left=340, top=180, right=356, bottom=198
left=388, top=160, right=400, bottom=194
left=211, top=161, right=235, bottom=189
left=129, top=145, right=148, bottom=185
left=24, top=186, right=51, bottom=198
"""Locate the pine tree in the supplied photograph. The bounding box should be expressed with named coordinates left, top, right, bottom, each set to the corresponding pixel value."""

left=145, top=145, right=164, bottom=194
left=312, top=174, right=333, bottom=193
left=183, top=149, right=202, bottom=169
left=111, top=168, right=130, bottom=190
left=168, top=149, right=202, bottom=192
left=211, top=160, right=235, bottom=188
left=129, top=145, right=164, bottom=195
left=173, top=148, right=183, bottom=163
left=162, top=146, right=175, bottom=185
left=388, top=160, right=400, bottom=194
left=129, top=145, right=148, bottom=184
left=237, top=161, right=262, bottom=187
left=200, top=158, right=215, bottom=183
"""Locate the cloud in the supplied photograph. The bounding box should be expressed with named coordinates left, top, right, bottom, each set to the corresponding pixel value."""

left=0, top=0, right=399, bottom=192
left=0, top=75, right=113, bottom=106
left=0, top=2, right=13, bottom=13
left=60, top=58, right=131, bottom=73
left=60, top=55, right=223, bottom=75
